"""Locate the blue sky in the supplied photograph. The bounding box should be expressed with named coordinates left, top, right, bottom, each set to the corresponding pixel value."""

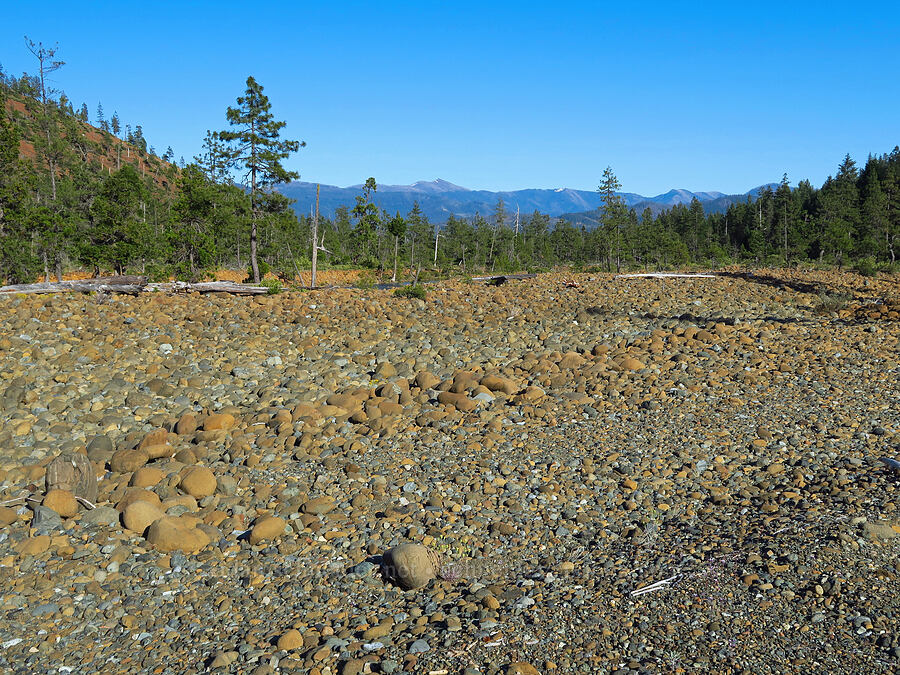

left=2, top=1, right=898, bottom=195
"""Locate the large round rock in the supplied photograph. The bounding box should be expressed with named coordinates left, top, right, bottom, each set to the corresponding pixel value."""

left=381, top=544, right=440, bottom=590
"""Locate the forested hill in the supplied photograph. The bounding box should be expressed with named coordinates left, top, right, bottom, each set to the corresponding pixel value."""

left=3, top=87, right=178, bottom=191
left=560, top=184, right=780, bottom=226
left=277, top=179, right=760, bottom=222
left=1, top=51, right=898, bottom=286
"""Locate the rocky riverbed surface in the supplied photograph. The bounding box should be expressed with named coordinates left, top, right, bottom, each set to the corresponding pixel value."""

left=0, top=269, right=898, bottom=675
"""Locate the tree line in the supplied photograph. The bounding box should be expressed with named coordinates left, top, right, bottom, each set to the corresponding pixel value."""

left=1, top=40, right=898, bottom=285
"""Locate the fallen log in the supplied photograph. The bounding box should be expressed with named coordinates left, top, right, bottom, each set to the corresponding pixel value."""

left=615, top=273, right=717, bottom=279
left=470, top=273, right=538, bottom=286
left=146, top=281, right=269, bottom=295
left=0, top=277, right=270, bottom=296
left=0, top=275, right=147, bottom=295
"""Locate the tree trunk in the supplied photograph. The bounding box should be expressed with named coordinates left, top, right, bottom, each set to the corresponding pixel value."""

left=392, top=235, right=399, bottom=282
left=310, top=184, right=319, bottom=288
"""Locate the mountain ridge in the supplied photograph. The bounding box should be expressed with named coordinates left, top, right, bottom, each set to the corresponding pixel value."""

left=276, top=178, right=776, bottom=223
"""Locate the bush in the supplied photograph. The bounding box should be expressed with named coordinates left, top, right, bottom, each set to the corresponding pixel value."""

left=814, top=291, right=851, bottom=315
left=244, top=260, right=271, bottom=282
left=393, top=284, right=426, bottom=300
left=855, top=257, right=877, bottom=277
left=356, top=271, right=376, bottom=289
left=260, top=278, right=282, bottom=295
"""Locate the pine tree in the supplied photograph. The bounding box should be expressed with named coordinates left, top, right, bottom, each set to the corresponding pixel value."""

left=351, top=177, right=379, bottom=266
left=597, top=166, right=626, bottom=272
left=819, top=154, right=860, bottom=267
left=172, top=164, right=218, bottom=278
left=387, top=212, right=406, bottom=282
left=0, top=86, right=39, bottom=282
left=860, top=165, right=888, bottom=259
left=86, top=165, right=147, bottom=273
left=218, top=76, right=304, bottom=282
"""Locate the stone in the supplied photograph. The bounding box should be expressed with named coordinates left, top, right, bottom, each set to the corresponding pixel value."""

left=0, top=506, right=18, bottom=527
left=116, top=488, right=162, bottom=511
left=619, top=356, right=644, bottom=371
left=143, top=443, right=175, bottom=460
left=176, top=412, right=198, bottom=435
left=362, top=621, right=393, bottom=640
left=79, top=506, right=119, bottom=527
left=17, top=535, right=50, bottom=557
left=109, top=448, right=149, bottom=474
left=146, top=516, right=211, bottom=552
left=138, top=428, right=170, bottom=450
left=249, top=516, right=286, bottom=545
left=862, top=521, right=899, bottom=542
left=415, top=371, right=441, bottom=390
left=180, top=467, right=217, bottom=499
left=42, top=489, right=79, bottom=518
left=480, top=374, right=518, bottom=395
left=122, top=500, right=164, bottom=533
left=507, top=663, right=541, bottom=675
left=408, top=639, right=430, bottom=654
left=30, top=505, right=64, bottom=531
left=276, top=629, right=303, bottom=651
left=437, top=391, right=477, bottom=412
left=86, top=435, right=114, bottom=461
left=203, top=413, right=235, bottom=431
left=129, top=466, right=166, bottom=488
left=381, top=543, right=440, bottom=590
left=558, top=352, right=586, bottom=369
left=302, top=496, right=336, bottom=515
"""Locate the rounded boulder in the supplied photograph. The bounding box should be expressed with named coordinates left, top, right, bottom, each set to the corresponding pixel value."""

left=381, top=543, right=440, bottom=590
left=180, top=467, right=217, bottom=499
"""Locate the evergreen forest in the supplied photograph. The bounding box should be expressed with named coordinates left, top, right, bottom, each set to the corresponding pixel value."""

left=1, top=45, right=898, bottom=285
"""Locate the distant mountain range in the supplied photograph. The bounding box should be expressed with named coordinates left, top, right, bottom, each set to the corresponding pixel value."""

left=276, top=178, right=777, bottom=224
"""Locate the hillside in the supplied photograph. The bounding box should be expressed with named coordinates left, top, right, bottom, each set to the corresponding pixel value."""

left=4, top=91, right=178, bottom=191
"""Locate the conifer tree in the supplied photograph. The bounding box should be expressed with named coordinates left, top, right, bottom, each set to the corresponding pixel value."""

left=597, top=166, right=627, bottom=272
left=218, top=76, right=304, bottom=282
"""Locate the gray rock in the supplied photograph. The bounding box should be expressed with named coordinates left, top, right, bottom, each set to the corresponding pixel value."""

left=408, top=639, right=430, bottom=654
left=31, top=505, right=64, bottom=532
left=30, top=603, right=59, bottom=617
left=79, top=506, right=119, bottom=527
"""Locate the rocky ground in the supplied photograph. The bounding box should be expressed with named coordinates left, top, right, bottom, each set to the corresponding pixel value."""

left=0, top=269, right=898, bottom=675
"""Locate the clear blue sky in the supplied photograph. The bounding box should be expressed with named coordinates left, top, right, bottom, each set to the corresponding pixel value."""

left=2, top=1, right=898, bottom=196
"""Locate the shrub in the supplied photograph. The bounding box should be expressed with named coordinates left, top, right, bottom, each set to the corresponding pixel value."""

left=356, top=271, right=376, bottom=289
left=814, top=291, right=851, bottom=314
left=259, top=278, right=282, bottom=295
left=244, top=260, right=271, bottom=282
left=393, top=284, right=426, bottom=300
left=855, top=257, right=877, bottom=277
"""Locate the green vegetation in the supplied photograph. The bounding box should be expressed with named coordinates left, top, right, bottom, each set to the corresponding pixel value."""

left=259, top=278, right=283, bottom=294
left=814, top=291, right=852, bottom=315
left=1, top=40, right=899, bottom=285
left=393, top=284, right=426, bottom=300
left=855, top=257, right=877, bottom=277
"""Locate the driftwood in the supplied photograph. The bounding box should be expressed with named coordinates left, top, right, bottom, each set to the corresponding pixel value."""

left=0, top=277, right=269, bottom=296
left=471, top=274, right=538, bottom=286
left=0, top=275, right=147, bottom=295
left=145, top=281, right=269, bottom=295
left=615, top=273, right=717, bottom=279
left=45, top=452, right=97, bottom=503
